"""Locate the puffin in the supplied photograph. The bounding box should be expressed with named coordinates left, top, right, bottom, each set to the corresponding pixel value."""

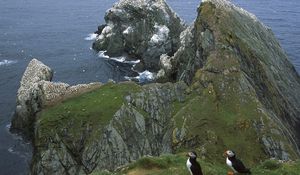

left=224, top=150, right=251, bottom=174
left=186, top=151, right=203, bottom=175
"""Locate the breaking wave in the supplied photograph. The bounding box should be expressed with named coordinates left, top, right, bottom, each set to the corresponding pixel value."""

left=84, top=33, right=98, bottom=41
left=125, top=70, right=155, bottom=83
left=0, top=60, right=17, bottom=66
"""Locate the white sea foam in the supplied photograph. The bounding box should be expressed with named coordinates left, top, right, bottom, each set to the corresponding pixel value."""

left=125, top=70, right=155, bottom=83
left=0, top=59, right=17, bottom=66
left=98, top=51, right=110, bottom=59
left=8, top=147, right=14, bottom=153
left=98, top=51, right=140, bottom=64
left=110, top=56, right=140, bottom=64
left=84, top=33, right=98, bottom=41
left=138, top=70, right=155, bottom=81
left=6, top=123, right=11, bottom=130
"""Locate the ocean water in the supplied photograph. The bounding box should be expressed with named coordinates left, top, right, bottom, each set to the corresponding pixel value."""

left=0, top=0, right=299, bottom=174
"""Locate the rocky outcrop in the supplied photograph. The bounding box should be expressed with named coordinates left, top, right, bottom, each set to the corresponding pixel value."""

left=161, top=0, right=300, bottom=156
left=11, top=59, right=101, bottom=137
left=11, top=59, right=53, bottom=136
left=92, top=0, right=185, bottom=70
left=157, top=25, right=199, bottom=83
left=31, top=82, right=188, bottom=174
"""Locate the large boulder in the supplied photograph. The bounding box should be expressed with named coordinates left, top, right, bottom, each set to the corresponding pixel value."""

left=11, top=59, right=101, bottom=137
left=92, top=0, right=186, bottom=70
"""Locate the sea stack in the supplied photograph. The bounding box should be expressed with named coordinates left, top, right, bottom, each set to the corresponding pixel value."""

left=11, top=59, right=101, bottom=137
left=11, top=59, right=53, bottom=136
left=92, top=0, right=186, bottom=70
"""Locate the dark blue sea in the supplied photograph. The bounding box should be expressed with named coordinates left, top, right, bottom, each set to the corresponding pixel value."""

left=0, top=0, right=299, bottom=174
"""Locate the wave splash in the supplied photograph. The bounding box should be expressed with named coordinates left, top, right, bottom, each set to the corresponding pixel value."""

left=97, top=51, right=154, bottom=83
left=125, top=70, right=155, bottom=83
left=0, top=60, right=17, bottom=66
left=85, top=33, right=98, bottom=41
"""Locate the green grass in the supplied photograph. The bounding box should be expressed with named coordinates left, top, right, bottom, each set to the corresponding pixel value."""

left=91, top=154, right=226, bottom=175
left=91, top=154, right=300, bottom=175
left=253, top=160, right=300, bottom=175
left=35, top=82, right=141, bottom=147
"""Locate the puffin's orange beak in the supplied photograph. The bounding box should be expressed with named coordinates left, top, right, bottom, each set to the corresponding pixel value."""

left=186, top=153, right=190, bottom=157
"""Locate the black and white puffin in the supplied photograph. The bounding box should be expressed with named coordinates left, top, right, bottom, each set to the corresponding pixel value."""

left=186, top=151, right=203, bottom=175
left=224, top=150, right=251, bottom=174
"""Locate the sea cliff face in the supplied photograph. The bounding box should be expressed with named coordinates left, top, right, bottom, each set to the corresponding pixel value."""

left=164, top=0, right=300, bottom=153
left=12, top=0, right=300, bottom=174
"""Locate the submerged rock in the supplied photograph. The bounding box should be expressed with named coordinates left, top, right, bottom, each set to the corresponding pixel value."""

left=92, top=0, right=185, bottom=70
left=11, top=59, right=101, bottom=137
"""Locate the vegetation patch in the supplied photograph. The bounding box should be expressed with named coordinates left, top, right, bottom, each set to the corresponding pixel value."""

left=91, top=154, right=300, bottom=175
left=35, top=82, right=141, bottom=148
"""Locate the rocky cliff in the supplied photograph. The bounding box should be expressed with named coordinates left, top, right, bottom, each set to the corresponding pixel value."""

left=161, top=0, right=300, bottom=154
left=11, top=59, right=101, bottom=137
left=13, top=0, right=300, bottom=174
left=92, top=0, right=185, bottom=70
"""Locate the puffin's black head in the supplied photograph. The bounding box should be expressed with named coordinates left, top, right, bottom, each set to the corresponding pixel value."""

left=224, top=150, right=235, bottom=158
left=186, top=151, right=198, bottom=159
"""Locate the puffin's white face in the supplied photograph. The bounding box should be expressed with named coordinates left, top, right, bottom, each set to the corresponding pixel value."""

left=187, top=151, right=197, bottom=159
left=225, top=150, right=235, bottom=157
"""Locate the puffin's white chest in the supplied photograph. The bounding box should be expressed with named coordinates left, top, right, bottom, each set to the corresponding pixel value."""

left=186, top=158, right=192, bottom=175
left=226, top=158, right=237, bottom=172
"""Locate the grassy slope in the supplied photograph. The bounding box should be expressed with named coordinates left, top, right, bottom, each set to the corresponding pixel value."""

left=34, top=77, right=297, bottom=173
left=35, top=82, right=141, bottom=149
left=92, top=154, right=300, bottom=175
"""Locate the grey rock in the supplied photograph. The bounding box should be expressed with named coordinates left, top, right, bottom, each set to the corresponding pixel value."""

left=11, top=59, right=53, bottom=136
left=199, top=0, right=300, bottom=154
left=31, top=81, right=188, bottom=174
left=11, top=59, right=101, bottom=137
left=92, top=0, right=186, bottom=70
left=165, top=0, right=300, bottom=156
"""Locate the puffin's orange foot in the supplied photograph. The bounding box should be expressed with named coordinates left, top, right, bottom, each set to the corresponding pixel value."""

left=227, top=171, right=234, bottom=175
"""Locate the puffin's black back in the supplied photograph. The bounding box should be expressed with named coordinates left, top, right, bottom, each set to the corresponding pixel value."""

left=190, top=158, right=203, bottom=175
left=229, top=156, right=251, bottom=174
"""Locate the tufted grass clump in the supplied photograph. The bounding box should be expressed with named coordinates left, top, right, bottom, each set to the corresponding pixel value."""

left=260, top=159, right=282, bottom=170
